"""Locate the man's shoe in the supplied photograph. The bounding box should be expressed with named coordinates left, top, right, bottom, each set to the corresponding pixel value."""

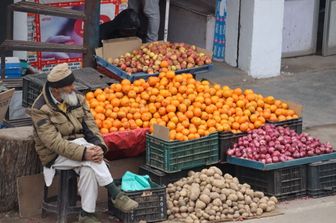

left=111, top=192, right=139, bottom=213
left=79, top=213, right=101, bottom=223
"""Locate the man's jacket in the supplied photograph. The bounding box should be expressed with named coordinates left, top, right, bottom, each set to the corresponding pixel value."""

left=30, top=85, right=107, bottom=166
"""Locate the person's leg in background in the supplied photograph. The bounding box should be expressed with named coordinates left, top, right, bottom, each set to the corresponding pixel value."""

left=142, top=0, right=160, bottom=42
left=127, top=0, right=141, bottom=13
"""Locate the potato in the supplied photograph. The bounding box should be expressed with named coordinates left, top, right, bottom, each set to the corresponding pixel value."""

left=215, top=215, right=221, bottom=221
left=205, top=209, right=216, bottom=216
left=221, top=188, right=231, bottom=196
left=172, top=207, right=179, bottom=214
left=229, top=182, right=239, bottom=191
left=258, top=202, right=267, bottom=211
left=254, top=191, right=264, bottom=198
left=209, top=215, right=215, bottom=221
left=233, top=212, right=240, bottom=219
left=168, top=215, right=174, bottom=220
left=259, top=197, right=268, bottom=203
left=196, top=200, right=206, bottom=209
left=190, top=214, right=198, bottom=220
left=190, top=183, right=201, bottom=201
left=221, top=214, right=227, bottom=220
left=266, top=205, right=275, bottom=212
left=256, top=208, right=263, bottom=216
left=202, top=188, right=211, bottom=196
left=232, top=177, right=240, bottom=184
left=188, top=206, right=194, bottom=213
left=270, top=196, right=278, bottom=204
left=253, top=197, right=260, bottom=203
left=202, top=212, right=210, bottom=220
left=240, top=186, right=247, bottom=194
left=188, top=170, right=196, bottom=177
left=205, top=184, right=212, bottom=190
left=189, top=201, right=195, bottom=207
left=196, top=211, right=203, bottom=218
left=250, top=207, right=257, bottom=213
left=242, top=212, right=249, bottom=218
left=180, top=206, right=188, bottom=213
left=173, top=200, right=178, bottom=206
left=201, top=168, right=208, bottom=175
left=227, top=194, right=238, bottom=201
left=209, top=166, right=222, bottom=175
left=210, top=192, right=220, bottom=200
left=267, top=200, right=276, bottom=206
left=199, top=194, right=211, bottom=204
left=181, top=213, right=189, bottom=218
left=180, top=189, right=188, bottom=197
left=185, top=216, right=193, bottom=223
left=245, top=195, right=252, bottom=205
left=226, top=200, right=233, bottom=206
left=213, top=198, right=222, bottom=206
left=237, top=191, right=244, bottom=200
left=224, top=173, right=233, bottom=180
left=206, top=168, right=215, bottom=176
left=214, top=173, right=222, bottom=180
left=245, top=189, right=254, bottom=197
left=220, top=194, right=227, bottom=201
left=213, top=205, right=219, bottom=212
left=250, top=202, right=258, bottom=209
left=195, top=178, right=201, bottom=184
left=199, top=173, right=208, bottom=182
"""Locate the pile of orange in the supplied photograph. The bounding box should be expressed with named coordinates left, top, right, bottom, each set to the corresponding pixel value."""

left=86, top=71, right=298, bottom=141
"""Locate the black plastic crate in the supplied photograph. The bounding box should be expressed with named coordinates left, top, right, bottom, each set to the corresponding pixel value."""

left=22, top=73, right=89, bottom=107
left=219, top=132, right=247, bottom=162
left=108, top=180, right=167, bottom=223
left=307, top=159, right=336, bottom=197
left=267, top=118, right=303, bottom=134
left=146, top=132, right=219, bottom=173
left=72, top=67, right=116, bottom=90
left=235, top=165, right=307, bottom=200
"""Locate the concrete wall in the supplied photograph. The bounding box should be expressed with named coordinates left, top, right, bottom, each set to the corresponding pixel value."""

left=225, top=0, right=240, bottom=67
left=238, top=0, right=284, bottom=78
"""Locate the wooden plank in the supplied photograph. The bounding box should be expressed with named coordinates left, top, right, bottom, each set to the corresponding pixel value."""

left=0, top=40, right=86, bottom=53
left=83, top=0, right=100, bottom=67
left=9, top=1, right=85, bottom=20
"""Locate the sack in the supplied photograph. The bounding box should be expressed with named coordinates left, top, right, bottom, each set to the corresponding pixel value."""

left=103, top=128, right=149, bottom=160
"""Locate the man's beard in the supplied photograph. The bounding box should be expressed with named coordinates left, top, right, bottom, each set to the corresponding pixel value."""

left=60, top=91, right=78, bottom=106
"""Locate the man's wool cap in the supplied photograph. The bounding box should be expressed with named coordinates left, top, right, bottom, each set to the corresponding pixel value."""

left=47, top=63, right=75, bottom=88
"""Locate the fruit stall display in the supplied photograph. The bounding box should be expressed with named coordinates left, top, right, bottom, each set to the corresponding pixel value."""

left=85, top=70, right=299, bottom=141
left=107, top=42, right=212, bottom=75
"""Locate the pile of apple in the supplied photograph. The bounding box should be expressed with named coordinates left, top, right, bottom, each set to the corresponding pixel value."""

left=107, top=42, right=212, bottom=75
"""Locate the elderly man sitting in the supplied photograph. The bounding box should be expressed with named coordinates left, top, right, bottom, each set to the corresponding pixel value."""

left=30, top=63, right=138, bottom=223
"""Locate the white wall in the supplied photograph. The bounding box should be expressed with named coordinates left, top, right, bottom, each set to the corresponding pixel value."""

left=225, top=0, right=240, bottom=67
left=238, top=0, right=284, bottom=78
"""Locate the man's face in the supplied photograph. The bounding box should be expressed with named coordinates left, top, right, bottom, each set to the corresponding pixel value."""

left=57, top=84, right=78, bottom=106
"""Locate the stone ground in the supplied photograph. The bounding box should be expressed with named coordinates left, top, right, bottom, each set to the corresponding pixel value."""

left=1, top=55, right=336, bottom=222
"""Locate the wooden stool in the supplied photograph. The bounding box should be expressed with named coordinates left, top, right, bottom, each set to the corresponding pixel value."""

left=42, top=169, right=81, bottom=223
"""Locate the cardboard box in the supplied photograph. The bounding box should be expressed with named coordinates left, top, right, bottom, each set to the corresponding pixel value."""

left=96, top=37, right=213, bottom=61
left=96, top=37, right=143, bottom=61
left=0, top=88, right=15, bottom=121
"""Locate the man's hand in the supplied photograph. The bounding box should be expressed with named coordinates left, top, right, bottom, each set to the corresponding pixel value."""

left=92, top=146, right=104, bottom=163
left=84, top=146, right=104, bottom=163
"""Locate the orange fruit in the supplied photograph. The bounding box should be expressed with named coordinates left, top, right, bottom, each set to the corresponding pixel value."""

left=160, top=60, right=169, bottom=68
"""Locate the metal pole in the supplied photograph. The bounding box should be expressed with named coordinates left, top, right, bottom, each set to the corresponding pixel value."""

left=1, top=54, right=5, bottom=80
left=83, top=0, right=100, bottom=67
left=163, top=0, right=170, bottom=41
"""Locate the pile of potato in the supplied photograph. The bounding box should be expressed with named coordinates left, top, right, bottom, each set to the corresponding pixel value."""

left=166, top=166, right=278, bottom=222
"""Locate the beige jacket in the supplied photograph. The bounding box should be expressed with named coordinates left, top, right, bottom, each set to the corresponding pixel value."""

left=30, top=84, right=107, bottom=166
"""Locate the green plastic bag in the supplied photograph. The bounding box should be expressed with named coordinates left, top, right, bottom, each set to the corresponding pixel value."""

left=121, top=171, right=151, bottom=191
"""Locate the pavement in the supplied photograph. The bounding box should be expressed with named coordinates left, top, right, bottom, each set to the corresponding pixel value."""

left=1, top=55, right=336, bottom=222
